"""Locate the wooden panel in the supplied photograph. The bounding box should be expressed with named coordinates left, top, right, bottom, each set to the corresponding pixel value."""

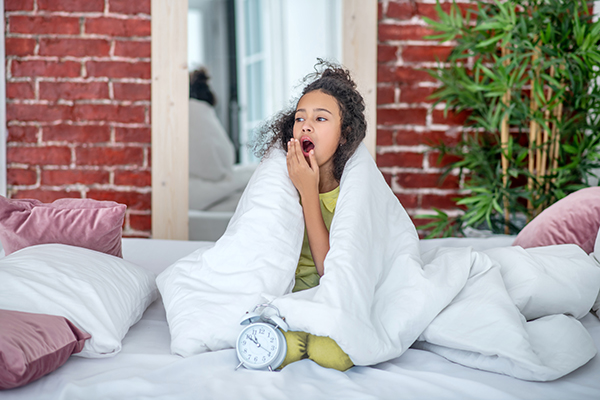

left=151, top=0, right=189, bottom=239
left=342, top=0, right=378, bottom=159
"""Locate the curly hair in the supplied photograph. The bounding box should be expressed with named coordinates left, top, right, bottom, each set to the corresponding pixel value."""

left=189, top=67, right=216, bottom=106
left=253, top=60, right=367, bottom=182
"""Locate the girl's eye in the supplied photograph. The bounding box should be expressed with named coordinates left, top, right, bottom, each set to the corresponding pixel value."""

left=316, top=117, right=327, bottom=122
left=295, top=117, right=304, bottom=123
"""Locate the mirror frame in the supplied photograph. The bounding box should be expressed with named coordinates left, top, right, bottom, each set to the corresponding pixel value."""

left=151, top=0, right=377, bottom=239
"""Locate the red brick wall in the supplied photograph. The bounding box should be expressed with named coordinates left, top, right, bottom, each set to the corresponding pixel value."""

left=376, top=0, right=473, bottom=226
left=4, top=0, right=151, bottom=237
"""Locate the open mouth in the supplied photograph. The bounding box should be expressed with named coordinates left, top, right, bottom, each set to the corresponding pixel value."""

left=301, top=136, right=315, bottom=156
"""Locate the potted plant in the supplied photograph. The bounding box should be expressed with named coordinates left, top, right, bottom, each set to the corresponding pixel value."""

left=418, top=0, right=600, bottom=237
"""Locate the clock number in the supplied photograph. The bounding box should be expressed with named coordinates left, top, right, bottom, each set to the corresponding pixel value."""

left=259, top=328, right=265, bottom=335
left=271, top=345, right=275, bottom=350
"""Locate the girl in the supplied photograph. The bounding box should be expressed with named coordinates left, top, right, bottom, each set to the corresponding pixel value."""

left=255, top=61, right=367, bottom=371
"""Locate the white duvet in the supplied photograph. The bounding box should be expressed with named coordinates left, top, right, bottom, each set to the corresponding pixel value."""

left=157, top=144, right=600, bottom=381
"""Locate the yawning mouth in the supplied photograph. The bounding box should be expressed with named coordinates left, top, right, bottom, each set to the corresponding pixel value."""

left=301, top=136, right=315, bottom=156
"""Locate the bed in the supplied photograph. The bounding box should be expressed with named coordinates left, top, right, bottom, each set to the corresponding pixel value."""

left=2, top=235, right=600, bottom=400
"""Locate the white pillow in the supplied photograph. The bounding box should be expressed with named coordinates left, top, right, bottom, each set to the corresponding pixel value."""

left=0, top=244, right=158, bottom=358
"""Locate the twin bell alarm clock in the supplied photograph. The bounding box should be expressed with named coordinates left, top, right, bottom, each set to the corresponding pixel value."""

left=235, top=303, right=289, bottom=372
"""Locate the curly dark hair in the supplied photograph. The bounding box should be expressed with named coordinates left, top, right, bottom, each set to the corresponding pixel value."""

left=253, top=60, right=366, bottom=182
left=189, top=67, right=216, bottom=106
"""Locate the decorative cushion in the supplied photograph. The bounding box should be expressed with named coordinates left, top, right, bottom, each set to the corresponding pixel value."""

left=0, top=309, right=90, bottom=390
left=513, top=187, right=600, bottom=254
left=0, top=244, right=158, bottom=358
left=0, top=196, right=126, bottom=257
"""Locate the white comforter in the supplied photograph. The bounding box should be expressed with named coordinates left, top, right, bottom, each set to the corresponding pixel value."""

left=157, top=144, right=600, bottom=381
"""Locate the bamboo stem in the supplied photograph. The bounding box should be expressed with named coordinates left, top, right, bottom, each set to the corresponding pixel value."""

left=501, top=46, right=511, bottom=234
left=527, top=43, right=541, bottom=220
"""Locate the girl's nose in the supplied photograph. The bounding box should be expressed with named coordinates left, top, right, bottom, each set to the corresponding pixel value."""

left=301, top=121, right=313, bottom=132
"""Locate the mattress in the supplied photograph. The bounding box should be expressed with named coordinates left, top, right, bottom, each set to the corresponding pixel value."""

left=2, top=236, right=600, bottom=400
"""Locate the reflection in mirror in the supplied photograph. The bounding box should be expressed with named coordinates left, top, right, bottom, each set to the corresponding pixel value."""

left=187, top=0, right=341, bottom=241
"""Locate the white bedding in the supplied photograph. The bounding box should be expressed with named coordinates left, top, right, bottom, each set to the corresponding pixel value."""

left=158, top=144, right=600, bottom=381
left=3, top=237, right=600, bottom=400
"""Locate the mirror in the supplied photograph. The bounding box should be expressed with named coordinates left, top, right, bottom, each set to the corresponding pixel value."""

left=187, top=0, right=342, bottom=241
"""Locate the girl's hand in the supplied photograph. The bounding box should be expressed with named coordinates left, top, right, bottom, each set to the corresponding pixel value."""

left=286, top=138, right=319, bottom=199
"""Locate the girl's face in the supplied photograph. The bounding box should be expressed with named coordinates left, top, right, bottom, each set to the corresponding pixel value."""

left=293, top=90, right=342, bottom=170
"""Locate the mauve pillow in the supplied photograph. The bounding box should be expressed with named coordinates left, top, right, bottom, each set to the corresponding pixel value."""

left=0, top=197, right=126, bottom=257
left=0, top=309, right=90, bottom=390
left=513, top=187, right=600, bottom=254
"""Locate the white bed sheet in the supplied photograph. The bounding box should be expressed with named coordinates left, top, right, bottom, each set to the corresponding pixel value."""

left=2, top=237, right=600, bottom=400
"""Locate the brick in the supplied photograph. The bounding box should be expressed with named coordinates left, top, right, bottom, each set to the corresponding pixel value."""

left=399, top=86, right=436, bottom=104
left=109, top=0, right=151, bottom=15
left=10, top=189, right=81, bottom=202
left=380, top=171, right=393, bottom=186
left=397, top=172, right=459, bottom=189
left=42, top=169, right=110, bottom=185
left=8, top=146, right=71, bottom=165
left=129, top=213, right=151, bottom=231
left=395, top=193, right=419, bottom=209
left=11, top=60, right=81, bottom=78
left=432, top=109, right=470, bottom=126
left=428, top=151, right=462, bottom=168
left=86, top=61, right=151, bottom=79
left=402, top=45, right=453, bottom=62
left=376, top=129, right=394, bottom=146
left=114, top=170, right=151, bottom=186
left=417, top=2, right=477, bottom=21
left=9, top=16, right=80, bottom=35
left=386, top=1, right=415, bottom=20
left=115, top=127, right=151, bottom=143
left=7, top=125, right=38, bottom=143
left=5, top=0, right=34, bottom=11
left=5, top=38, right=36, bottom=57
left=377, top=151, right=424, bottom=168
left=6, top=104, right=73, bottom=122
left=379, top=24, right=436, bottom=42
left=378, top=1, right=383, bottom=20
left=75, top=146, right=144, bottom=166
left=114, top=40, right=151, bottom=58
left=394, top=130, right=423, bottom=146
left=85, top=17, right=151, bottom=37
left=43, top=124, right=111, bottom=143
left=6, top=82, right=35, bottom=99
left=86, top=190, right=150, bottom=210
left=113, top=82, right=150, bottom=101
left=378, top=44, right=397, bottom=63
left=377, top=107, right=427, bottom=126
left=377, top=85, right=395, bottom=105
left=38, top=0, right=104, bottom=12
left=40, top=38, right=111, bottom=57
left=421, top=129, right=462, bottom=147
left=7, top=168, right=38, bottom=186
left=421, top=193, right=464, bottom=210
left=377, top=65, right=436, bottom=84
left=40, top=81, right=109, bottom=101
left=72, top=104, right=146, bottom=123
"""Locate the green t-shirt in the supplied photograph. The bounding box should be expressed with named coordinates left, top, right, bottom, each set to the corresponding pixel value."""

left=292, top=186, right=340, bottom=293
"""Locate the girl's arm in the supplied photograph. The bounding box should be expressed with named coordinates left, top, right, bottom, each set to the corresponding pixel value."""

left=286, top=138, right=329, bottom=276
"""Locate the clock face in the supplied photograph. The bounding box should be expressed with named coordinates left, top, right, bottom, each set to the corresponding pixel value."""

left=236, top=322, right=284, bottom=369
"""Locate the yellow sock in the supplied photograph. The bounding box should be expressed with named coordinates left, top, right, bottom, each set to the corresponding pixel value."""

left=306, top=334, right=354, bottom=371
left=278, top=330, right=308, bottom=369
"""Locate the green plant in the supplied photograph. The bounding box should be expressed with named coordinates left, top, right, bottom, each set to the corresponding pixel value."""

left=417, top=0, right=600, bottom=238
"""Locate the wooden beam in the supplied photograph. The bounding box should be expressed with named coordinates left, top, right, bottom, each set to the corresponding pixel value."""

left=151, top=0, right=189, bottom=240
left=342, top=0, right=378, bottom=159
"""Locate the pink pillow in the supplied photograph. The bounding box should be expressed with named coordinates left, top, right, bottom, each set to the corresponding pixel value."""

left=513, top=187, right=600, bottom=253
left=0, top=197, right=126, bottom=257
left=0, top=309, right=90, bottom=390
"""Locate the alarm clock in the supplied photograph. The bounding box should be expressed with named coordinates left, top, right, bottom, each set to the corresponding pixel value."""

left=235, top=303, right=289, bottom=371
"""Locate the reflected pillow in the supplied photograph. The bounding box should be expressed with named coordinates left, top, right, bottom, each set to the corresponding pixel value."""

left=513, top=187, right=600, bottom=254
left=0, top=310, right=90, bottom=390
left=0, top=244, right=158, bottom=358
left=0, top=196, right=126, bottom=257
